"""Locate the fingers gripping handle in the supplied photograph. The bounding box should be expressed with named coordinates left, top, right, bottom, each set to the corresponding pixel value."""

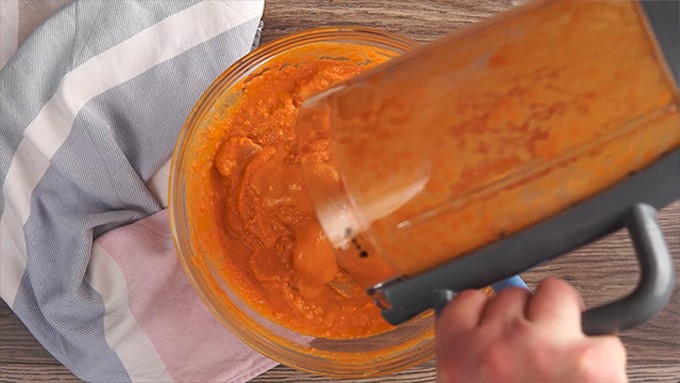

left=433, top=204, right=674, bottom=335
left=581, top=203, right=675, bottom=335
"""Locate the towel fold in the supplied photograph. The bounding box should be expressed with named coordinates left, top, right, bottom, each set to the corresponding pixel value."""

left=0, top=1, right=276, bottom=381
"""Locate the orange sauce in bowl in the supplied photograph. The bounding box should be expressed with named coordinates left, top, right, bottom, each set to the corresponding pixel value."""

left=184, top=43, right=396, bottom=339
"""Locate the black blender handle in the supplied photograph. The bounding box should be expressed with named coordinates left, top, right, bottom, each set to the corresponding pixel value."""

left=429, top=203, right=676, bottom=334
left=581, top=203, right=674, bottom=335
left=547, top=0, right=680, bottom=335
left=378, top=148, right=680, bottom=328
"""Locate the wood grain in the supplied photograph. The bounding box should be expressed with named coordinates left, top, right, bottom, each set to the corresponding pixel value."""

left=1, top=1, right=679, bottom=382
left=0, top=298, right=75, bottom=366
left=260, top=0, right=524, bottom=45
left=0, top=364, right=81, bottom=383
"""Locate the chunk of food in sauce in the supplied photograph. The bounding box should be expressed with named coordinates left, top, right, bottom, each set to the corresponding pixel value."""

left=185, top=43, right=396, bottom=339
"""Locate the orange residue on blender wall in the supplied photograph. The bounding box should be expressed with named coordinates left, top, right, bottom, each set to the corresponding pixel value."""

left=317, top=1, right=680, bottom=276
left=185, top=43, right=395, bottom=339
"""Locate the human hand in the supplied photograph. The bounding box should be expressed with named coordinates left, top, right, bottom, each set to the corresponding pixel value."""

left=435, top=279, right=627, bottom=383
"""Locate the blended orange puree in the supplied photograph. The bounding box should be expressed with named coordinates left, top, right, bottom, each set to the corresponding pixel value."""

left=299, top=0, right=680, bottom=279
left=185, top=43, right=397, bottom=339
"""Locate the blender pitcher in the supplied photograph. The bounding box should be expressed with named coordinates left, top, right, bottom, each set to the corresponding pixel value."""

left=296, top=0, right=680, bottom=334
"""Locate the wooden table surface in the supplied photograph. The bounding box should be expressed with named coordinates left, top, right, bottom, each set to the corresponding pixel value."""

left=1, top=1, right=679, bottom=382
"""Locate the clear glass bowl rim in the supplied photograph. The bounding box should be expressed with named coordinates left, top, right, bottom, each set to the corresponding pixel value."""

left=168, top=26, right=436, bottom=378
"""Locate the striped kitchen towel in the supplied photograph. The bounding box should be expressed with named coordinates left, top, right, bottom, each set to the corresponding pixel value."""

left=0, top=1, right=278, bottom=381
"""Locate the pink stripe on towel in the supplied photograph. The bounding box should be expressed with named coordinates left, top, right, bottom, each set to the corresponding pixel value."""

left=97, top=209, right=277, bottom=383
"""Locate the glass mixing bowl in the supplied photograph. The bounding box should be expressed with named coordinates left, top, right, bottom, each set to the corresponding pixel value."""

left=168, top=27, right=435, bottom=377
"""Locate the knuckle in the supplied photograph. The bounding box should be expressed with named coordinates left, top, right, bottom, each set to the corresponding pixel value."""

left=491, top=287, right=531, bottom=313
left=607, top=337, right=627, bottom=355
left=506, top=316, right=532, bottom=337
left=447, top=289, right=487, bottom=312
left=536, top=278, right=582, bottom=304
left=527, top=341, right=558, bottom=378
left=603, top=337, right=628, bottom=372
left=456, top=289, right=487, bottom=302
left=574, top=341, right=625, bottom=383
left=575, top=351, right=598, bottom=382
left=480, top=343, right=512, bottom=381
